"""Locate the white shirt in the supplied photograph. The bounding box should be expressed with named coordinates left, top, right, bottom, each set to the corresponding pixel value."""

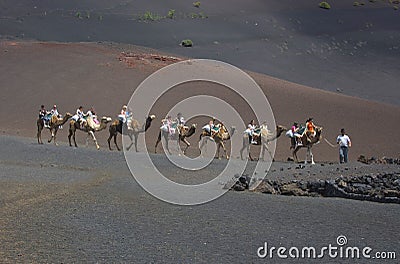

left=50, top=109, right=59, bottom=116
left=337, top=134, right=351, bottom=147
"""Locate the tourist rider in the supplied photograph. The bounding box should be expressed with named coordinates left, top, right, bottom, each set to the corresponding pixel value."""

left=39, top=105, right=50, bottom=128
left=305, top=117, right=316, bottom=143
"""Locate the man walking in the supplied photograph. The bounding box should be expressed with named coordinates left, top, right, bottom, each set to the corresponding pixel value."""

left=337, top=128, right=352, bottom=163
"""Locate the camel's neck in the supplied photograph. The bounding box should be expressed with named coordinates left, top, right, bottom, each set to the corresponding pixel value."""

left=186, top=126, right=196, bottom=137
left=95, top=122, right=108, bottom=131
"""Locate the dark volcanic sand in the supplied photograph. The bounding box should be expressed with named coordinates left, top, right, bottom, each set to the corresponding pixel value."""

left=0, top=136, right=399, bottom=263
left=0, top=0, right=399, bottom=105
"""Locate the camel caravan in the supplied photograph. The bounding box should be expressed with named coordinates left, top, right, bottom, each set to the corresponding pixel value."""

left=37, top=105, right=322, bottom=163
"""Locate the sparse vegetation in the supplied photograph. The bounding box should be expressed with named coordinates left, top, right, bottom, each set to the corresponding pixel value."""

left=198, top=12, right=208, bottom=18
left=75, top=11, right=82, bottom=19
left=353, top=1, right=365, bottom=6
left=140, top=11, right=164, bottom=21
left=98, top=15, right=103, bottom=21
left=167, top=9, right=175, bottom=19
left=319, top=2, right=331, bottom=9
left=193, top=1, right=201, bottom=8
left=181, top=39, right=193, bottom=47
left=394, top=5, right=399, bottom=9
left=189, top=12, right=198, bottom=19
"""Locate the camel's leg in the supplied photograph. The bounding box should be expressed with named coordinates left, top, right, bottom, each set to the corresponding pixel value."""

left=155, top=131, right=162, bottom=153
left=114, top=134, right=120, bottom=151
left=309, top=147, right=315, bottom=165
left=199, top=137, right=208, bottom=157
left=304, top=147, right=309, bottom=165
left=164, top=134, right=171, bottom=155
left=68, top=129, right=73, bottom=147
left=134, top=134, right=138, bottom=152
left=293, top=147, right=299, bottom=163
left=73, top=131, right=78, bottom=148
left=89, top=131, right=99, bottom=150
left=126, top=133, right=134, bottom=151
left=107, top=132, right=113, bottom=150
left=53, top=129, right=58, bottom=146
left=261, top=140, right=273, bottom=162
left=37, top=125, right=43, bottom=144
left=181, top=137, right=191, bottom=155
left=239, top=137, right=248, bottom=160
left=48, top=129, right=54, bottom=143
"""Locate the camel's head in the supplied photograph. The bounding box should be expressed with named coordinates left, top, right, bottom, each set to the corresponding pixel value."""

left=101, top=116, right=113, bottom=123
left=65, top=112, right=73, bottom=118
left=277, top=125, right=288, bottom=132
left=191, top=123, right=197, bottom=128
left=149, top=115, right=156, bottom=120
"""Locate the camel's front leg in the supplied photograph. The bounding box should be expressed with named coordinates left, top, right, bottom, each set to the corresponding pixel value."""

left=260, top=140, right=273, bottom=161
left=309, top=147, right=315, bottom=165
left=239, top=136, right=248, bottom=160
left=164, top=134, right=171, bottom=155
left=181, top=137, right=191, bottom=155
left=199, top=137, right=208, bottom=157
left=48, top=129, right=54, bottom=143
left=89, top=131, right=99, bottom=150
left=126, top=133, right=134, bottom=151
left=53, top=129, right=59, bottom=146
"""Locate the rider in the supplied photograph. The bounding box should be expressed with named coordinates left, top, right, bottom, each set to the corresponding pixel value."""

left=39, top=105, right=50, bottom=128
left=202, top=117, right=216, bottom=136
left=306, top=117, right=316, bottom=143
left=291, top=122, right=302, bottom=146
left=72, top=106, right=88, bottom=129
left=118, top=105, right=128, bottom=124
left=50, top=104, right=63, bottom=129
left=176, top=113, right=186, bottom=125
left=50, top=104, right=60, bottom=118
left=87, top=107, right=99, bottom=125
left=245, top=120, right=258, bottom=144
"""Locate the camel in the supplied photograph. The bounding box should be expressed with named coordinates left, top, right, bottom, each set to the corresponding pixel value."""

left=240, top=124, right=287, bottom=161
left=68, top=116, right=112, bottom=150
left=155, top=123, right=197, bottom=155
left=37, top=113, right=72, bottom=145
left=108, top=115, right=155, bottom=151
left=292, top=127, right=323, bottom=164
left=199, top=124, right=236, bottom=159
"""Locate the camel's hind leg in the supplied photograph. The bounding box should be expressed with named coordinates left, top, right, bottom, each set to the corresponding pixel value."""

left=37, top=126, right=43, bottom=144
left=107, top=132, right=114, bottom=150
left=68, top=128, right=74, bottom=147
left=113, top=134, right=120, bottom=151
left=155, top=131, right=162, bottom=153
